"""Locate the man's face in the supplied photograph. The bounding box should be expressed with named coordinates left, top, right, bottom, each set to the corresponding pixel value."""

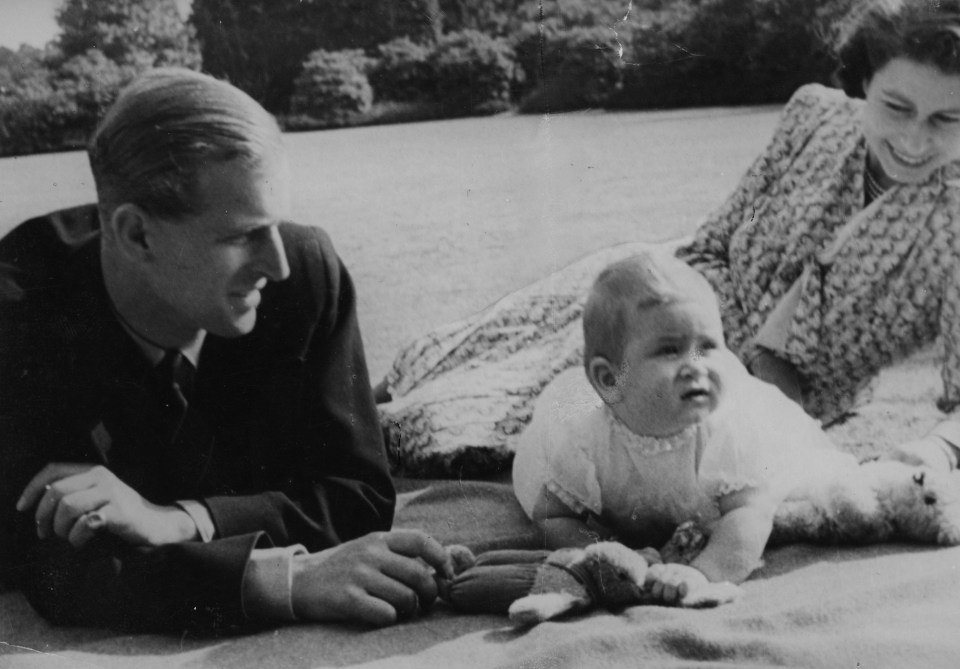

left=144, top=157, right=292, bottom=339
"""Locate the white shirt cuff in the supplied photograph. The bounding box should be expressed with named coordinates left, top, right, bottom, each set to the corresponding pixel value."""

left=242, top=545, right=308, bottom=622
left=175, top=499, right=216, bottom=542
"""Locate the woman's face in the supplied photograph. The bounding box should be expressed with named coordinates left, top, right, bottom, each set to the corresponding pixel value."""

left=861, top=57, right=960, bottom=184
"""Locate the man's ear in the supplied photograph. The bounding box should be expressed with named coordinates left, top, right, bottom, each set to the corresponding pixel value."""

left=106, top=203, right=153, bottom=261
left=587, top=356, right=623, bottom=405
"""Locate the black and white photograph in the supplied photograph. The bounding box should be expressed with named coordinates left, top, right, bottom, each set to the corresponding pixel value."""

left=2, top=1, right=960, bottom=667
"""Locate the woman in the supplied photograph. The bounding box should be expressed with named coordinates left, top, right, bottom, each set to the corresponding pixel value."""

left=677, top=0, right=960, bottom=469
left=381, top=0, right=960, bottom=476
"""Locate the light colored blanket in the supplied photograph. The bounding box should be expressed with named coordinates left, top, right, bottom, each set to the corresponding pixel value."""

left=3, top=477, right=960, bottom=668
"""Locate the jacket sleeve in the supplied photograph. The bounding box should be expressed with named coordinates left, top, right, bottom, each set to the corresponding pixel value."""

left=675, top=84, right=824, bottom=353
left=201, top=224, right=396, bottom=552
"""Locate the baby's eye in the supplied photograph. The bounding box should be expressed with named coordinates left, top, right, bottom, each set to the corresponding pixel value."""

left=657, top=344, right=681, bottom=356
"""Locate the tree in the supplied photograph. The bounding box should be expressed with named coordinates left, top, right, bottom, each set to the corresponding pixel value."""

left=192, top=0, right=441, bottom=112
left=54, top=0, right=200, bottom=69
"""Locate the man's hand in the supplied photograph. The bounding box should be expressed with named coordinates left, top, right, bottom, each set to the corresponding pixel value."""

left=644, top=562, right=709, bottom=606
left=16, top=463, right=198, bottom=548
left=291, top=530, right=454, bottom=626
left=886, top=437, right=957, bottom=472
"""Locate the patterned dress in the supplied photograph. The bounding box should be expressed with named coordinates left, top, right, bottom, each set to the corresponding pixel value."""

left=381, top=84, right=960, bottom=477
left=676, top=84, right=960, bottom=423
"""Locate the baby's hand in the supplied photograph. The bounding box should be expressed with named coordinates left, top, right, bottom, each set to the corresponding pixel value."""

left=644, top=563, right=708, bottom=605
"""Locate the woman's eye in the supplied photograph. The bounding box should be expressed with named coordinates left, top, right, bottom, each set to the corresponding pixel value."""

left=884, top=101, right=910, bottom=115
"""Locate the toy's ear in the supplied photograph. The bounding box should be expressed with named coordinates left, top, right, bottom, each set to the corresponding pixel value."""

left=587, top=356, right=623, bottom=404
left=508, top=591, right=591, bottom=626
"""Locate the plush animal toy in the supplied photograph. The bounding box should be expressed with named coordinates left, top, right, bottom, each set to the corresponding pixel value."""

left=438, top=458, right=960, bottom=625
left=438, top=539, right=742, bottom=626
left=770, top=458, right=960, bottom=546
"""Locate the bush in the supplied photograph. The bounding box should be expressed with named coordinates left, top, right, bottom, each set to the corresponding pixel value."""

left=369, top=37, right=435, bottom=103
left=429, top=30, right=517, bottom=116
left=618, top=0, right=857, bottom=109
left=515, top=25, right=628, bottom=113
left=290, top=49, right=375, bottom=125
left=0, top=82, right=79, bottom=156
left=0, top=50, right=144, bottom=156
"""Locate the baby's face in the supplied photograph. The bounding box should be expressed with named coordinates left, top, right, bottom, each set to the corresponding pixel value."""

left=613, top=298, right=732, bottom=437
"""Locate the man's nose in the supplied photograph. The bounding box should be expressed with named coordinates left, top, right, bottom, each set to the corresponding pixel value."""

left=257, top=225, right=290, bottom=282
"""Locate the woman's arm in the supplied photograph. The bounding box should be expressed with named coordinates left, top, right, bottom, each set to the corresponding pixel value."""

left=677, top=85, right=822, bottom=353
left=888, top=258, right=960, bottom=470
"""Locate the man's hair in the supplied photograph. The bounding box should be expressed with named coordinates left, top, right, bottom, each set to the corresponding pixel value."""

left=582, top=251, right=718, bottom=368
left=836, top=0, right=960, bottom=98
left=88, top=68, right=285, bottom=221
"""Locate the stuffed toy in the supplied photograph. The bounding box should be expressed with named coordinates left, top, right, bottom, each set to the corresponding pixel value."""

left=770, top=458, right=960, bottom=546
left=438, top=459, right=960, bottom=625
left=438, top=539, right=743, bottom=626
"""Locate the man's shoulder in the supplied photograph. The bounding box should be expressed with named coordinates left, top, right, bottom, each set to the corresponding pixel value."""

left=0, top=204, right=101, bottom=301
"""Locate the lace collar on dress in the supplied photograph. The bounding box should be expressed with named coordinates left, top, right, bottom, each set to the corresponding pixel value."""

left=604, top=405, right=701, bottom=456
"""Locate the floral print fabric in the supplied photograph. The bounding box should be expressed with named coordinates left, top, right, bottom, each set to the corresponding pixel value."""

left=677, top=84, right=960, bottom=424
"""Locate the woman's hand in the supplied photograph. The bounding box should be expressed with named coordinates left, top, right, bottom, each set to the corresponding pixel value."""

left=886, top=437, right=957, bottom=472
left=748, top=349, right=803, bottom=403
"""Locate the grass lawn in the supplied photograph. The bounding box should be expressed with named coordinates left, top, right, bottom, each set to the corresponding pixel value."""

left=0, top=106, right=781, bottom=378
left=0, top=105, right=946, bottom=457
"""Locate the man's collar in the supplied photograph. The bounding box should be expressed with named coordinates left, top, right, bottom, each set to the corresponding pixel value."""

left=112, top=308, right=205, bottom=368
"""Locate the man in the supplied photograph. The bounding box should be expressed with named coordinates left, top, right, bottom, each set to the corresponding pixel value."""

left=0, top=68, right=450, bottom=633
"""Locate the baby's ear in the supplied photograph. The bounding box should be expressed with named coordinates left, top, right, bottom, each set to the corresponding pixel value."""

left=587, top=356, right=623, bottom=404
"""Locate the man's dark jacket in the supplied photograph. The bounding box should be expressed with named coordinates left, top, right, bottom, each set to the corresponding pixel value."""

left=0, top=205, right=394, bottom=633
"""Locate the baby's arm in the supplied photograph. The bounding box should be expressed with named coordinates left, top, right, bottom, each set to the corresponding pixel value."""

left=692, top=485, right=776, bottom=583
left=531, top=487, right=612, bottom=549
left=647, top=486, right=775, bottom=605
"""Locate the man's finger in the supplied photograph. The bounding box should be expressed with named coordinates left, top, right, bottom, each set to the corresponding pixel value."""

left=66, top=510, right=107, bottom=548
left=362, top=571, right=422, bottom=621
left=16, top=463, right=97, bottom=512
left=348, top=591, right=400, bottom=627
left=384, top=530, right=454, bottom=578
left=33, top=470, right=101, bottom=539
left=378, top=553, right=439, bottom=609
left=52, top=488, right=110, bottom=539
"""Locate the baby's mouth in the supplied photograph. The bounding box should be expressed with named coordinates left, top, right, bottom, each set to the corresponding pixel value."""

left=680, top=388, right=711, bottom=401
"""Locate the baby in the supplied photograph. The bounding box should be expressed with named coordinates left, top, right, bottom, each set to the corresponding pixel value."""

left=512, top=250, right=834, bottom=605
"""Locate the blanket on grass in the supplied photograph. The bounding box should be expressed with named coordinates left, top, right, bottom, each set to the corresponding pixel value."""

left=3, top=477, right=960, bottom=669
left=3, top=240, right=960, bottom=667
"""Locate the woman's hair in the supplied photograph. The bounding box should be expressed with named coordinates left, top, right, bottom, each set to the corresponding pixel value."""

left=582, top=251, right=717, bottom=368
left=88, top=68, right=285, bottom=221
left=836, top=0, right=960, bottom=98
